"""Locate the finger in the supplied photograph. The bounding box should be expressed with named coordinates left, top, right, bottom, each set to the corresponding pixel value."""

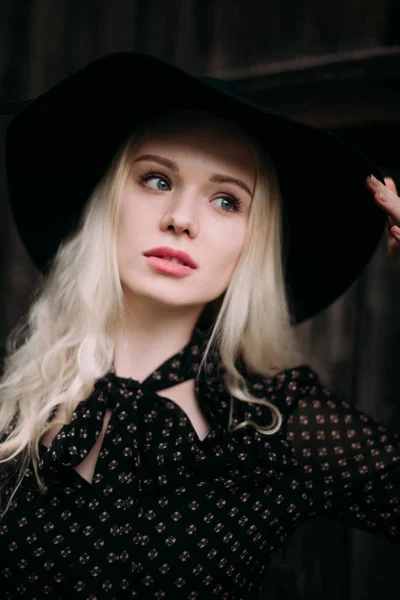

left=366, top=174, right=400, bottom=223
left=383, top=178, right=398, bottom=230
left=387, top=227, right=400, bottom=263
left=384, top=177, right=398, bottom=195
left=389, top=224, right=400, bottom=239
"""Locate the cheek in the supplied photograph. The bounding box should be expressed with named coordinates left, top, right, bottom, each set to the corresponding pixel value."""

left=117, top=195, right=146, bottom=253
left=211, top=237, right=246, bottom=283
left=116, top=211, right=138, bottom=270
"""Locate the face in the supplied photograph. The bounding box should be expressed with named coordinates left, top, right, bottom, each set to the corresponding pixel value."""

left=116, top=112, right=256, bottom=316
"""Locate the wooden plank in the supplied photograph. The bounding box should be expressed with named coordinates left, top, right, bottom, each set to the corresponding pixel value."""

left=205, top=0, right=395, bottom=75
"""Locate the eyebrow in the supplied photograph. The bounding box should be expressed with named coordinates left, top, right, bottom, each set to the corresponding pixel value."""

left=133, top=153, right=253, bottom=198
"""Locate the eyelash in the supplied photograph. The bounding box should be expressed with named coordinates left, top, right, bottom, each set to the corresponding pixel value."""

left=139, top=172, right=243, bottom=213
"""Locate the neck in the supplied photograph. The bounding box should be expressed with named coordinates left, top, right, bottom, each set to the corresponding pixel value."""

left=113, top=298, right=206, bottom=382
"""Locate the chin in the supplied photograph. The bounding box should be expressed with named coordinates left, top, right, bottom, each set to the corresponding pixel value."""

left=122, top=282, right=196, bottom=307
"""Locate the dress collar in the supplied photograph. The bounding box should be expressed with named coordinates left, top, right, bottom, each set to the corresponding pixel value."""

left=105, top=324, right=213, bottom=394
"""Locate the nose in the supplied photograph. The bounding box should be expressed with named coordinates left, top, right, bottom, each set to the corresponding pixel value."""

left=160, top=193, right=199, bottom=237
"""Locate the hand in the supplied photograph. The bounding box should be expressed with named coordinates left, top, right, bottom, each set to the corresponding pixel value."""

left=366, top=175, right=400, bottom=268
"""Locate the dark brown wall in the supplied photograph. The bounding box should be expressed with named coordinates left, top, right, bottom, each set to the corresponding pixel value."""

left=1, top=2, right=400, bottom=598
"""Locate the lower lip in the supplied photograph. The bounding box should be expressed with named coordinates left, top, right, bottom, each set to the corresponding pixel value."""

left=144, top=256, right=195, bottom=277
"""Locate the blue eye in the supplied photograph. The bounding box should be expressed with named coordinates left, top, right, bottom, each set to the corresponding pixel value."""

left=141, top=174, right=171, bottom=191
left=139, top=172, right=242, bottom=213
left=212, top=196, right=241, bottom=213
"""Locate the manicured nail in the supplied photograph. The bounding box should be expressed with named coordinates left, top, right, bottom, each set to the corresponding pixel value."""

left=379, top=192, right=388, bottom=202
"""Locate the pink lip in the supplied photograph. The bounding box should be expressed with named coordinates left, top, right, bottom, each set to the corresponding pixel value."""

left=144, top=256, right=194, bottom=277
left=143, top=246, right=198, bottom=269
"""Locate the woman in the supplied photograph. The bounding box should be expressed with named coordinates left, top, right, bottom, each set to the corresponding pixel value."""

left=0, top=52, right=399, bottom=599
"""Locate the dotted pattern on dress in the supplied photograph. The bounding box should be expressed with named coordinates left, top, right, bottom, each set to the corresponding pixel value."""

left=0, top=327, right=399, bottom=599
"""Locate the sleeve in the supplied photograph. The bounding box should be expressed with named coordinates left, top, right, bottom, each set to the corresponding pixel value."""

left=285, top=368, right=400, bottom=544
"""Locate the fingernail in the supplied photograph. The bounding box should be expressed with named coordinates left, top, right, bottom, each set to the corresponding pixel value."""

left=370, top=174, right=379, bottom=184
left=379, top=192, right=388, bottom=202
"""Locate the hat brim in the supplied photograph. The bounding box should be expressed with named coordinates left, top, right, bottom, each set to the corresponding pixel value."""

left=5, top=51, right=386, bottom=323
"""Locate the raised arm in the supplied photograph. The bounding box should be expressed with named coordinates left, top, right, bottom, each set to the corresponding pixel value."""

left=286, top=369, right=400, bottom=543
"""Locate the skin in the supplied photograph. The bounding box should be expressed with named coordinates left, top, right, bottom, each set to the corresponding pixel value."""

left=113, top=114, right=256, bottom=381
left=365, top=175, right=400, bottom=268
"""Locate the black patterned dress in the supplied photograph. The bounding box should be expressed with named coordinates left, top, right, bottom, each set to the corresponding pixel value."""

left=0, top=326, right=400, bottom=599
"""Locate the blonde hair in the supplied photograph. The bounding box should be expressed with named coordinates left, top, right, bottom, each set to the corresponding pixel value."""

left=0, top=109, right=303, bottom=518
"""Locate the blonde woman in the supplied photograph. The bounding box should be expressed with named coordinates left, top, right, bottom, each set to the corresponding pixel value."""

left=0, top=52, right=398, bottom=599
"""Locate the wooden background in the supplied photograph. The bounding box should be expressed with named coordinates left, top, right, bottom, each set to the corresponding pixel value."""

left=1, top=1, right=400, bottom=598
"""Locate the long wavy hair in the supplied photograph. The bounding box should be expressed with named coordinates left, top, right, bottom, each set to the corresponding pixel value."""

left=0, top=108, right=303, bottom=517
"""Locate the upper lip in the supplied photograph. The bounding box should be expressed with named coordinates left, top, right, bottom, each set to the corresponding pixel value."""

left=143, top=246, right=198, bottom=269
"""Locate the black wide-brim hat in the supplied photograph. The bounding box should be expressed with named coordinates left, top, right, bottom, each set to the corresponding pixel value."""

left=3, top=51, right=386, bottom=324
